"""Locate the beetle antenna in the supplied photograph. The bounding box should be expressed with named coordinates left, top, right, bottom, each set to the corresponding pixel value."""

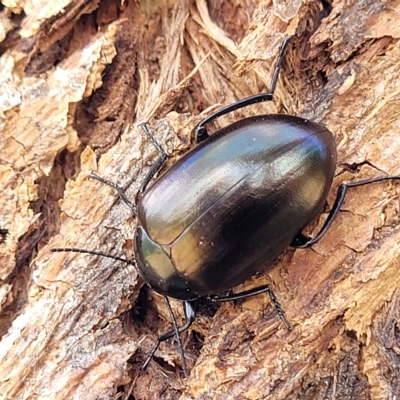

left=50, top=247, right=135, bottom=266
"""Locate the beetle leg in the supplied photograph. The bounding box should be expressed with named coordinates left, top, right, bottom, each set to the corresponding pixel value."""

left=193, top=35, right=291, bottom=143
left=138, top=122, right=168, bottom=194
left=291, top=175, right=400, bottom=248
left=290, top=232, right=312, bottom=247
left=208, top=285, right=292, bottom=329
left=89, top=172, right=137, bottom=215
left=141, top=299, right=196, bottom=377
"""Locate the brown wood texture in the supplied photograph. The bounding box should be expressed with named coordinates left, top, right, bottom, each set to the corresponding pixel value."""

left=1, top=0, right=400, bottom=399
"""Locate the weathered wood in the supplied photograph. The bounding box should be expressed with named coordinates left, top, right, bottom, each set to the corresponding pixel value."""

left=1, top=0, right=399, bottom=399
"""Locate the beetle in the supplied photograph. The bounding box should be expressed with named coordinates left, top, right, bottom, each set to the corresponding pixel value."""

left=51, top=36, right=400, bottom=376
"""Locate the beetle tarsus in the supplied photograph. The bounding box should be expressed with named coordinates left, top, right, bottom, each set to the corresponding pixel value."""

left=265, top=285, right=293, bottom=330
left=268, top=35, right=291, bottom=95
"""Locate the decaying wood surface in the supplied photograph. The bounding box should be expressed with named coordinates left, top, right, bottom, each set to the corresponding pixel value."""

left=1, top=0, right=400, bottom=399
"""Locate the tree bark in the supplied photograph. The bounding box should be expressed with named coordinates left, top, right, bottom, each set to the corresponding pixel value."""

left=1, top=0, right=400, bottom=399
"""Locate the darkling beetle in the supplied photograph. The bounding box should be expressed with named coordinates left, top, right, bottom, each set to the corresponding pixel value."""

left=51, top=36, right=400, bottom=376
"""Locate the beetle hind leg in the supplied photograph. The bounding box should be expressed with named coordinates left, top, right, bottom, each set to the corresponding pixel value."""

left=209, top=285, right=292, bottom=329
left=291, top=174, right=400, bottom=249
left=193, top=35, right=291, bottom=144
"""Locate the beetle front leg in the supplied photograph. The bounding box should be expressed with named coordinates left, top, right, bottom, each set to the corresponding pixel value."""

left=89, top=172, right=137, bottom=215
left=90, top=123, right=168, bottom=211
left=209, top=285, right=292, bottom=329
left=138, top=122, right=168, bottom=194
left=141, top=299, right=196, bottom=377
